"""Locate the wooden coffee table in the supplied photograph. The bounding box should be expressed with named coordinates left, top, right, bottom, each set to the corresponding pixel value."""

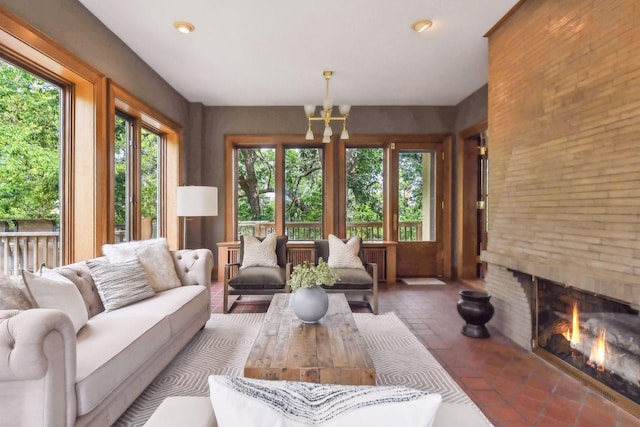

left=244, top=293, right=376, bottom=385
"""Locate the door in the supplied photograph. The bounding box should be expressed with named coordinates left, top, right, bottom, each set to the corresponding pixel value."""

left=391, top=143, right=445, bottom=277
left=456, top=125, right=488, bottom=279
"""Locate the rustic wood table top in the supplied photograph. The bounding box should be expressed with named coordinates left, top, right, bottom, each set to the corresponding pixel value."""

left=244, top=293, right=376, bottom=385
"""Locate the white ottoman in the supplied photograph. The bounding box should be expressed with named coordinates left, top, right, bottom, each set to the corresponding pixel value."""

left=143, top=396, right=216, bottom=427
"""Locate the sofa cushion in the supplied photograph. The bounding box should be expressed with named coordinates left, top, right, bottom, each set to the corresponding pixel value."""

left=75, top=299, right=171, bottom=415
left=102, top=238, right=182, bottom=292
left=228, top=267, right=286, bottom=289
left=22, top=270, right=88, bottom=333
left=55, top=261, right=105, bottom=318
left=208, top=375, right=442, bottom=427
left=144, top=285, right=209, bottom=335
left=325, top=268, right=373, bottom=290
left=86, top=258, right=156, bottom=311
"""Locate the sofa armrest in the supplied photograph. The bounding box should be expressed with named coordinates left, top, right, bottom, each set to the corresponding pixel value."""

left=0, top=309, right=77, bottom=427
left=172, top=249, right=214, bottom=288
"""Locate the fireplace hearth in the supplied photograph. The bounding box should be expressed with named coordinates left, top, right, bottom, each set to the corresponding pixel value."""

left=535, top=279, right=640, bottom=416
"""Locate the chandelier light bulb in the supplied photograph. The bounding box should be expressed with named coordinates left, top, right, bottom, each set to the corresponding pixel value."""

left=340, top=127, right=349, bottom=140
left=322, top=134, right=330, bottom=143
left=304, top=105, right=316, bottom=116
left=339, top=105, right=351, bottom=115
left=323, top=126, right=332, bottom=137
left=305, top=129, right=314, bottom=140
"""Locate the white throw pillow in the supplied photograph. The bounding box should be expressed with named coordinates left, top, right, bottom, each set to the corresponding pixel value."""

left=240, top=234, right=278, bottom=270
left=22, top=269, right=89, bottom=333
left=327, top=234, right=364, bottom=270
left=209, top=375, right=442, bottom=427
left=0, top=272, right=34, bottom=310
left=102, top=238, right=182, bottom=292
left=86, top=258, right=156, bottom=311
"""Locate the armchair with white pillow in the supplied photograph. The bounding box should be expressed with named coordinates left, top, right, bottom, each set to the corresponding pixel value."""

left=314, top=234, right=378, bottom=314
left=223, top=234, right=291, bottom=313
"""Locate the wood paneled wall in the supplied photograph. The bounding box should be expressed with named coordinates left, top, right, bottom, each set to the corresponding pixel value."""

left=484, top=0, right=640, bottom=305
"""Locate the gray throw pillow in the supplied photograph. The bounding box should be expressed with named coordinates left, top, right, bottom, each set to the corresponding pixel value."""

left=0, top=273, right=33, bottom=310
left=86, top=258, right=155, bottom=311
left=102, top=238, right=182, bottom=292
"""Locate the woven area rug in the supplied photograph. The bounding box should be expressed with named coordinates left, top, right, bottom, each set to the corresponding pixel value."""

left=115, top=312, right=490, bottom=426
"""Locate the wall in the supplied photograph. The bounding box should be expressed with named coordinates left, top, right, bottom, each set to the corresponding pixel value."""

left=485, top=0, right=640, bottom=345
left=0, top=0, right=189, bottom=127
left=194, top=106, right=459, bottom=251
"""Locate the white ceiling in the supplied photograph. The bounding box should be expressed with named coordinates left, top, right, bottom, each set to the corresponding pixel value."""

left=78, top=0, right=518, bottom=106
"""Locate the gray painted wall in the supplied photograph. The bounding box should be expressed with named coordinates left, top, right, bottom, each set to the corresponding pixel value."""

left=1, top=0, right=489, bottom=272
left=192, top=105, right=466, bottom=255
left=0, top=0, right=190, bottom=127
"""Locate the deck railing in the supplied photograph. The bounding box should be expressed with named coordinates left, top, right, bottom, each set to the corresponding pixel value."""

left=0, top=232, right=60, bottom=275
left=238, top=220, right=422, bottom=241
left=0, top=220, right=422, bottom=275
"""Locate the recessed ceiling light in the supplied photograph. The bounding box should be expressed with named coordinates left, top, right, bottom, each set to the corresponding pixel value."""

left=411, top=19, right=433, bottom=33
left=174, top=21, right=195, bottom=34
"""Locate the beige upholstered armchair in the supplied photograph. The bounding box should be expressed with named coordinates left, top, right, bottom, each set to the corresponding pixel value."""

left=223, top=235, right=291, bottom=313
left=314, top=236, right=378, bottom=314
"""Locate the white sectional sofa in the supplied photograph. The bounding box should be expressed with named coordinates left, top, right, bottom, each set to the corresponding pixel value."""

left=0, top=248, right=213, bottom=427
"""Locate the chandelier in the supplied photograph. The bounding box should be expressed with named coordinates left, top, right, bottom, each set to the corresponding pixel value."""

left=304, top=70, right=350, bottom=143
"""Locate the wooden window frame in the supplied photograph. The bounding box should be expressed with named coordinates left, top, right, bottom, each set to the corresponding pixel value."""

left=0, top=8, right=107, bottom=262
left=107, top=81, right=182, bottom=248
left=224, top=135, right=335, bottom=241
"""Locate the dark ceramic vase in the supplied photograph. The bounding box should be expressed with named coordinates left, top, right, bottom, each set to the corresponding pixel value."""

left=457, top=290, right=494, bottom=338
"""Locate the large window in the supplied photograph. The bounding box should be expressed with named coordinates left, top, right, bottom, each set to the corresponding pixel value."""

left=113, top=115, right=161, bottom=242
left=0, top=59, right=62, bottom=272
left=236, top=148, right=276, bottom=238
left=284, top=147, right=323, bottom=240
left=226, top=136, right=332, bottom=241
left=345, top=148, right=383, bottom=240
left=109, top=82, right=180, bottom=245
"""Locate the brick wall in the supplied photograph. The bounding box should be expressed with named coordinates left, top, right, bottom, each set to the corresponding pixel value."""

left=484, top=0, right=640, bottom=313
left=485, top=265, right=534, bottom=349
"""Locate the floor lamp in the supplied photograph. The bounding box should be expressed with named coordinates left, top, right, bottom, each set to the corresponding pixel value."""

left=176, top=186, right=218, bottom=249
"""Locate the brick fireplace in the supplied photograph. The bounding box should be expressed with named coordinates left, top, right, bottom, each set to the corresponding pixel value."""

left=482, top=0, right=640, bottom=416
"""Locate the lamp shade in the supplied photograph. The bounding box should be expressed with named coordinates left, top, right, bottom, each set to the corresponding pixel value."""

left=177, top=186, right=218, bottom=217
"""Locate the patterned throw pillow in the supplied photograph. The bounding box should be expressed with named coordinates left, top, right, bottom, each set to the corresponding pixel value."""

left=102, top=238, right=182, bottom=292
left=0, top=273, right=33, bottom=310
left=22, top=269, right=89, bottom=333
left=240, top=234, right=278, bottom=270
left=86, top=258, right=155, bottom=311
left=208, top=375, right=442, bottom=427
left=327, top=234, right=365, bottom=270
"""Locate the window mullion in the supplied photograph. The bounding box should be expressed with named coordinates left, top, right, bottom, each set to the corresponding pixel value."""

left=274, top=145, right=285, bottom=236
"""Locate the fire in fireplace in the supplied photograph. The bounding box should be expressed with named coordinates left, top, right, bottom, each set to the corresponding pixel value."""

left=536, top=279, right=640, bottom=413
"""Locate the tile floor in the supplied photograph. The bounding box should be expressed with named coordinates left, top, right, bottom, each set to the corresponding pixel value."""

left=211, top=280, right=640, bottom=427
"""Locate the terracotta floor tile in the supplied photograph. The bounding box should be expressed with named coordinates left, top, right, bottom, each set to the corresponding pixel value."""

left=541, top=395, right=582, bottom=425
left=211, top=280, right=640, bottom=427
left=484, top=404, right=524, bottom=421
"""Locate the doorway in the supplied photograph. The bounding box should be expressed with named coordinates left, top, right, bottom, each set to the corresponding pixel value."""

left=391, top=141, right=446, bottom=277
left=456, top=122, right=488, bottom=279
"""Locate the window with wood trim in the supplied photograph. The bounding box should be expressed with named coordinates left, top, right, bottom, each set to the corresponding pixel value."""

left=0, top=11, right=106, bottom=263
left=108, top=82, right=181, bottom=246
left=225, top=136, right=334, bottom=241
